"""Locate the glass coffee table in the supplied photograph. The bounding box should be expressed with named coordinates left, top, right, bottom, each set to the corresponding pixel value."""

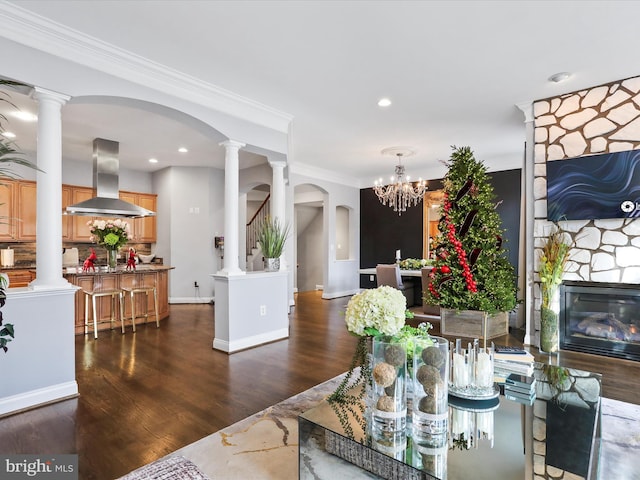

left=299, top=363, right=602, bottom=479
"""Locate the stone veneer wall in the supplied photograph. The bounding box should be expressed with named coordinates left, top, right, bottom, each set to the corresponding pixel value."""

left=533, top=76, right=640, bottom=341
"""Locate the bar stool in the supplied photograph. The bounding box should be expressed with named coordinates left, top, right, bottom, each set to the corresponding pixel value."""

left=83, top=288, right=125, bottom=339
left=122, top=283, right=159, bottom=332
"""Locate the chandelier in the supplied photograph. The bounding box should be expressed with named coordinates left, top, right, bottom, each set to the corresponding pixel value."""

left=373, top=147, right=428, bottom=215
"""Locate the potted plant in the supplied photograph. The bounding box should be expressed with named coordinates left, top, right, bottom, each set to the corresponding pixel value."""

left=538, top=226, right=571, bottom=353
left=256, top=216, right=290, bottom=272
left=425, top=146, right=518, bottom=341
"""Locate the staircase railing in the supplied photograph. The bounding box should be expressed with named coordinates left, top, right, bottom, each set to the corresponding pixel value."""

left=246, top=194, right=270, bottom=256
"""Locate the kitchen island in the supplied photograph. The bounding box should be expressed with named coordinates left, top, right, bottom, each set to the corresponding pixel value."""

left=64, top=264, right=173, bottom=335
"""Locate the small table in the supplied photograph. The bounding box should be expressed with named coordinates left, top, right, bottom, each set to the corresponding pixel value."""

left=299, top=363, right=602, bottom=479
left=358, top=268, right=428, bottom=278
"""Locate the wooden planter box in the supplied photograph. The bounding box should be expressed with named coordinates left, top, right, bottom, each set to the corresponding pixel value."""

left=440, top=308, right=508, bottom=342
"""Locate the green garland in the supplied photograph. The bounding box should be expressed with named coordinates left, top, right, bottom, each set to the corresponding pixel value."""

left=326, top=336, right=371, bottom=440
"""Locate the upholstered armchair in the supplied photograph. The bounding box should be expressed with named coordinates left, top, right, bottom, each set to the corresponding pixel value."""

left=375, top=264, right=415, bottom=307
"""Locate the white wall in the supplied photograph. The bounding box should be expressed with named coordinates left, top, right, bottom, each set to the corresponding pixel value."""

left=336, top=205, right=350, bottom=260
left=296, top=205, right=323, bottom=291
left=154, top=166, right=224, bottom=303
left=289, top=172, right=360, bottom=300
left=62, top=158, right=154, bottom=193
left=212, top=271, right=288, bottom=353
left=0, top=287, right=78, bottom=416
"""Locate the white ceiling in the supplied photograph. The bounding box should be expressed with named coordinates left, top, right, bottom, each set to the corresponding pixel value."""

left=4, top=0, right=640, bottom=184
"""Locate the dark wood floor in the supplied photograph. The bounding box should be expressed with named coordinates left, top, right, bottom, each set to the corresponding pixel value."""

left=1, top=291, right=639, bottom=480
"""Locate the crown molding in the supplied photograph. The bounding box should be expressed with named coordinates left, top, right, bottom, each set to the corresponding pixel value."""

left=516, top=101, right=534, bottom=123
left=0, top=1, right=293, bottom=133
left=289, top=162, right=361, bottom=189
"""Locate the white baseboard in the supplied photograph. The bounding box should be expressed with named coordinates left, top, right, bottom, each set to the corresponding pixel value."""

left=0, top=381, right=78, bottom=417
left=315, top=284, right=324, bottom=290
left=213, top=328, right=289, bottom=354
left=169, top=296, right=213, bottom=304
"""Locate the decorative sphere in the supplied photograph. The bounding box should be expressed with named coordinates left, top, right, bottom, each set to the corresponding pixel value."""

left=376, top=395, right=396, bottom=412
left=373, top=362, right=396, bottom=388
left=384, top=382, right=397, bottom=396
left=416, top=364, right=441, bottom=386
left=418, top=395, right=437, bottom=414
left=384, top=344, right=406, bottom=367
left=422, top=346, right=445, bottom=368
left=422, top=378, right=445, bottom=398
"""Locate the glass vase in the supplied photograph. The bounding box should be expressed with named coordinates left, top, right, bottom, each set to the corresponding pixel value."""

left=450, top=339, right=495, bottom=398
left=540, top=284, right=560, bottom=354
left=449, top=403, right=495, bottom=450
left=412, top=336, right=449, bottom=446
left=370, top=335, right=407, bottom=440
left=106, top=248, right=118, bottom=272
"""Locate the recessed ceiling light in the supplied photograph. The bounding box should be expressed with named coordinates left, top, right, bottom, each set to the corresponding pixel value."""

left=2, top=131, right=16, bottom=138
left=178, top=147, right=188, bottom=153
left=10, top=111, right=37, bottom=122
left=377, top=97, right=392, bottom=107
left=548, top=72, right=572, bottom=83
left=148, top=158, right=158, bottom=164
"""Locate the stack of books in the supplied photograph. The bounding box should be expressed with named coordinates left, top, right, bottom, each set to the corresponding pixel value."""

left=504, top=373, right=536, bottom=405
left=493, top=346, right=534, bottom=383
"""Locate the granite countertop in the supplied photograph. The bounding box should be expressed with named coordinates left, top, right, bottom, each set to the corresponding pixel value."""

left=1, top=264, right=36, bottom=270
left=63, top=264, right=173, bottom=275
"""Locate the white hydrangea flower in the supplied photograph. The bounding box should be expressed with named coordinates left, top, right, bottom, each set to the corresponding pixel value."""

left=345, top=286, right=406, bottom=337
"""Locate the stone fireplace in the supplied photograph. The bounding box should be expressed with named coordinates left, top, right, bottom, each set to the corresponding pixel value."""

left=533, top=75, right=640, bottom=350
left=560, top=280, right=640, bottom=361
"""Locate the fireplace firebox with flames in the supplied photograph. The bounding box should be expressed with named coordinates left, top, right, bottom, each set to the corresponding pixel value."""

left=559, top=281, right=640, bottom=361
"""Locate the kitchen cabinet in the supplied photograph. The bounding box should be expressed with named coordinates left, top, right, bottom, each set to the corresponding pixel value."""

left=5, top=268, right=35, bottom=287
left=0, top=180, right=157, bottom=243
left=0, top=180, right=37, bottom=242
left=70, top=186, right=96, bottom=242
left=16, top=181, right=37, bottom=241
left=119, top=191, right=157, bottom=242
left=62, top=186, right=72, bottom=240
left=0, top=182, right=16, bottom=241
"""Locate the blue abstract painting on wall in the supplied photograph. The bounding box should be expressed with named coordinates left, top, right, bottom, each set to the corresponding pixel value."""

left=547, top=150, right=640, bottom=221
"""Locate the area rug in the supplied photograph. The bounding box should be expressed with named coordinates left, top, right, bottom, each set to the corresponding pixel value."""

left=119, top=456, right=210, bottom=480
left=120, top=374, right=640, bottom=480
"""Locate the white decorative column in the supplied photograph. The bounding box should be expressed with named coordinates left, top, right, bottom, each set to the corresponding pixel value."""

left=30, top=87, right=71, bottom=289
left=517, top=101, right=535, bottom=346
left=269, top=159, right=287, bottom=270
left=219, top=139, right=245, bottom=276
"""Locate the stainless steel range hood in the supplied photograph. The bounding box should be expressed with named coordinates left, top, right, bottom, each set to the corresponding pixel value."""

left=65, top=138, right=155, bottom=218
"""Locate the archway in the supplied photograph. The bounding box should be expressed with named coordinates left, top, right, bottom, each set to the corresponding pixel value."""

left=294, top=183, right=327, bottom=293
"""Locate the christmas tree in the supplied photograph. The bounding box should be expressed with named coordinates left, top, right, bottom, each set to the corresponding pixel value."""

left=426, top=146, right=517, bottom=314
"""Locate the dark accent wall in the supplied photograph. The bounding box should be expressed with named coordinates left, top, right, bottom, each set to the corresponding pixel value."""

left=360, top=169, right=521, bottom=289
left=491, top=169, right=521, bottom=280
